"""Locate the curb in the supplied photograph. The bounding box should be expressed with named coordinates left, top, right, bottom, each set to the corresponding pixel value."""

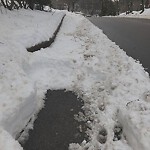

left=27, top=14, right=66, bottom=52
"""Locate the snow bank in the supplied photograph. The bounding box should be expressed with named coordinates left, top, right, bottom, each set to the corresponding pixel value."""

left=0, top=8, right=65, bottom=150
left=119, top=8, right=150, bottom=19
left=0, top=9, right=65, bottom=48
left=0, top=128, right=23, bottom=150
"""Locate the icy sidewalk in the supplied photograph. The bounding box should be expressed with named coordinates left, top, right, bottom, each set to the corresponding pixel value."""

left=27, top=12, right=150, bottom=150
left=0, top=9, right=65, bottom=150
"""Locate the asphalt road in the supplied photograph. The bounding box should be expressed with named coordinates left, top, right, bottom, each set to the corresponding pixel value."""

left=89, top=17, right=150, bottom=73
left=22, top=90, right=87, bottom=150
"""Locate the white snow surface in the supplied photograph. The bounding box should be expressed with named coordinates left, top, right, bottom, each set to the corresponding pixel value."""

left=119, top=8, right=150, bottom=19
left=0, top=8, right=150, bottom=150
left=0, top=9, right=65, bottom=150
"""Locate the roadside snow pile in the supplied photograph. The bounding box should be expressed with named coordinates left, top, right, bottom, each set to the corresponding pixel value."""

left=1, top=8, right=150, bottom=150
left=0, top=8, right=65, bottom=48
left=27, top=12, right=150, bottom=150
left=119, top=8, right=150, bottom=19
left=0, top=9, right=65, bottom=150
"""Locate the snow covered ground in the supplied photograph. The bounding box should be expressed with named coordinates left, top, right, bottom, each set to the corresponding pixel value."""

left=0, top=8, right=65, bottom=150
left=119, top=8, right=150, bottom=19
left=0, top=8, right=150, bottom=150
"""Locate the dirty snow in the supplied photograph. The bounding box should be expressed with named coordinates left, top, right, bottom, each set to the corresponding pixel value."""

left=0, top=8, right=150, bottom=150
left=119, top=8, right=150, bottom=19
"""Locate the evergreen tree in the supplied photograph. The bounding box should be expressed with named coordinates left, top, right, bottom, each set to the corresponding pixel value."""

left=101, top=0, right=117, bottom=16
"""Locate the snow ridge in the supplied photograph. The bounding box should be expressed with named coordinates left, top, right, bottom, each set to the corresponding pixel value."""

left=0, top=9, right=65, bottom=150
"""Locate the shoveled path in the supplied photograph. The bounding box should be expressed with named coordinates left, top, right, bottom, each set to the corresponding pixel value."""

left=27, top=15, right=65, bottom=53
left=22, top=90, right=87, bottom=150
left=89, top=17, right=150, bottom=73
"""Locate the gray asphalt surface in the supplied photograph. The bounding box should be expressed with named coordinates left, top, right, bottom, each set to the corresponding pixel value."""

left=89, top=17, right=150, bottom=73
left=22, top=90, right=87, bottom=150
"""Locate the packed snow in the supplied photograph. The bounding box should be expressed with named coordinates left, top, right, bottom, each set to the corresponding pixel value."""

left=119, top=8, right=150, bottom=19
left=0, top=7, right=150, bottom=150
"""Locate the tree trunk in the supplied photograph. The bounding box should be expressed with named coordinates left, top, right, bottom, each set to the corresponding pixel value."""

left=1, top=0, right=7, bottom=8
left=140, top=0, right=144, bottom=13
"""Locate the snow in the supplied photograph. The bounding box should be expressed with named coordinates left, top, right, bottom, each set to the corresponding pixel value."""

left=0, top=127, right=23, bottom=150
left=0, top=8, right=65, bottom=150
left=0, top=8, right=150, bottom=150
left=119, top=8, right=150, bottom=19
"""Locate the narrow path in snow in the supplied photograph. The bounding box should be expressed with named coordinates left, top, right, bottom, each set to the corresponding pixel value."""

left=27, top=15, right=65, bottom=53
left=21, top=90, right=87, bottom=150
